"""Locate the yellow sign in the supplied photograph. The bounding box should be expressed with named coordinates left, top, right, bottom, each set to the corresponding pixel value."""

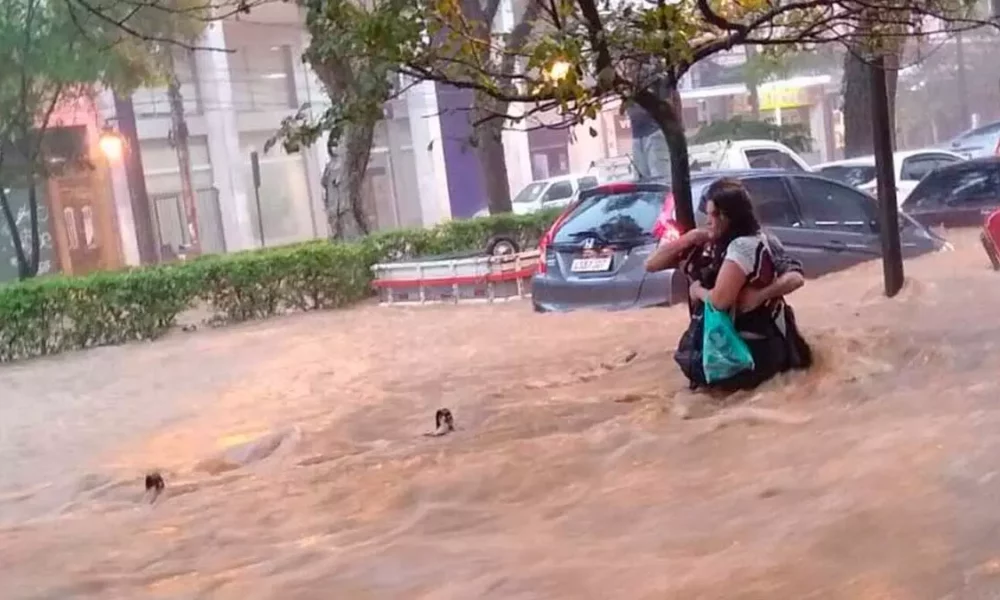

left=759, top=85, right=808, bottom=111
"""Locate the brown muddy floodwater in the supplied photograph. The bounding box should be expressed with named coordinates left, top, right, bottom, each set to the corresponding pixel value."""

left=2, top=229, right=1000, bottom=599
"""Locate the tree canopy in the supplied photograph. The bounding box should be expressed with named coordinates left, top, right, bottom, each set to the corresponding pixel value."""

left=272, top=0, right=992, bottom=229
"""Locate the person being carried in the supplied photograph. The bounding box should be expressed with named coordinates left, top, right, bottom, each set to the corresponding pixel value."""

left=645, top=177, right=812, bottom=390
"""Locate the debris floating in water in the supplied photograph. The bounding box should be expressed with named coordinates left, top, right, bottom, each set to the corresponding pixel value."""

left=144, top=472, right=165, bottom=503
left=425, top=408, right=455, bottom=437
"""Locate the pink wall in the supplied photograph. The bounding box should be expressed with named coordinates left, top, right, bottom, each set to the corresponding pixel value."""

left=46, top=90, right=103, bottom=144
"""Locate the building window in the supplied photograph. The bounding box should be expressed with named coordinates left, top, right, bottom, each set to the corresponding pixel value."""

left=80, top=205, right=96, bottom=248
left=140, top=135, right=214, bottom=197
left=527, top=127, right=570, bottom=180
left=132, top=49, right=201, bottom=117
left=231, top=45, right=298, bottom=112
left=63, top=207, right=79, bottom=250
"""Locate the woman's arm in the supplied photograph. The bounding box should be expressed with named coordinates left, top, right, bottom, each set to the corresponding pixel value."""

left=770, top=271, right=805, bottom=296
left=737, top=271, right=805, bottom=313
left=705, top=260, right=749, bottom=312
left=645, top=229, right=710, bottom=272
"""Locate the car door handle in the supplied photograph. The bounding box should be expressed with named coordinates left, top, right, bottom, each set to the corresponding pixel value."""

left=824, top=240, right=870, bottom=252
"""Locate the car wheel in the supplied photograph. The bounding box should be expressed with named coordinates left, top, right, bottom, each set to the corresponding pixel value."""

left=486, top=236, right=519, bottom=256
left=532, top=302, right=546, bottom=313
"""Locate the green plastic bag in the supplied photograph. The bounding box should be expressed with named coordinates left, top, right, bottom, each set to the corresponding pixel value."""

left=702, top=300, right=755, bottom=384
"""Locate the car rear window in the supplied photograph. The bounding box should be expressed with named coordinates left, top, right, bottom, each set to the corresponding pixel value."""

left=818, top=165, right=877, bottom=187
left=553, top=189, right=666, bottom=244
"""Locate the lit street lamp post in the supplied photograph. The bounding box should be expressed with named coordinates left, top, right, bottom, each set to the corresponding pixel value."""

left=98, top=129, right=124, bottom=162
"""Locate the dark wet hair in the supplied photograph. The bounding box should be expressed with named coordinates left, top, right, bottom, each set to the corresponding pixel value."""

left=694, top=178, right=763, bottom=284
left=704, top=177, right=761, bottom=241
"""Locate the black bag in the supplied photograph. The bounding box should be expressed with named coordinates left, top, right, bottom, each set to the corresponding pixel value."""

left=782, top=303, right=813, bottom=370
left=673, top=305, right=707, bottom=389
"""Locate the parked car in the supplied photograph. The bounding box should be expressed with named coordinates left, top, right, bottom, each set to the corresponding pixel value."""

left=509, top=173, right=600, bottom=216
left=531, top=170, right=945, bottom=312
left=945, top=120, right=1000, bottom=159
left=901, top=157, right=1000, bottom=228
left=688, top=139, right=811, bottom=173
left=813, top=149, right=966, bottom=205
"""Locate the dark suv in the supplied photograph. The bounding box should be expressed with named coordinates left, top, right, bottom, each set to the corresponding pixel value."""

left=901, top=157, right=1000, bottom=228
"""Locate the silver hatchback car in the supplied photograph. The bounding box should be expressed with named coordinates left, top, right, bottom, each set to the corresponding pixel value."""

left=947, top=120, right=1000, bottom=159
left=531, top=171, right=946, bottom=313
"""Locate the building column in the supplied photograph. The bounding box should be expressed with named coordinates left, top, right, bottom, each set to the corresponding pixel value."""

left=295, top=25, right=329, bottom=239
left=405, top=80, right=451, bottom=225
left=494, top=0, right=532, bottom=196
left=106, top=155, right=141, bottom=266
left=194, top=22, right=254, bottom=251
left=809, top=89, right=837, bottom=163
left=502, top=103, right=533, bottom=197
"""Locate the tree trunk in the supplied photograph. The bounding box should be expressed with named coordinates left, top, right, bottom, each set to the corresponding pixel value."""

left=114, top=93, right=158, bottom=264
left=476, top=121, right=512, bottom=214
left=323, top=120, right=376, bottom=240
left=636, top=84, right=696, bottom=231
left=27, top=180, right=39, bottom=276
left=0, top=186, right=30, bottom=279
left=311, top=58, right=377, bottom=239
left=843, top=46, right=899, bottom=158
left=473, top=94, right=513, bottom=214
left=342, top=120, right=375, bottom=236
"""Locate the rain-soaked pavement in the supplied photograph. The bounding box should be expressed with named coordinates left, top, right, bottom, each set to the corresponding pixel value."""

left=1, top=229, right=1000, bottom=599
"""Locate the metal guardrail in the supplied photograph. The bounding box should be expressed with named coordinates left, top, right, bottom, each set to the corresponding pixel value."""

left=371, top=250, right=540, bottom=306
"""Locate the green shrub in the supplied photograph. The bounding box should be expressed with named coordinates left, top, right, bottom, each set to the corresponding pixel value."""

left=0, top=209, right=560, bottom=362
left=0, top=266, right=199, bottom=361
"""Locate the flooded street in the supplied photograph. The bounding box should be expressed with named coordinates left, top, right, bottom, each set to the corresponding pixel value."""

left=3, top=230, right=1000, bottom=599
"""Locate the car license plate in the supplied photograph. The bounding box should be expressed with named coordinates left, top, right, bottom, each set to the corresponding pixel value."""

left=571, top=256, right=612, bottom=273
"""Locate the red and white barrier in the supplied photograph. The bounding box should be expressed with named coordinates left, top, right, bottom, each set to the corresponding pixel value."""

left=371, top=251, right=539, bottom=306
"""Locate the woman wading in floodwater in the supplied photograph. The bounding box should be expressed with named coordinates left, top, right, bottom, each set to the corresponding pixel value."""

left=646, top=178, right=812, bottom=391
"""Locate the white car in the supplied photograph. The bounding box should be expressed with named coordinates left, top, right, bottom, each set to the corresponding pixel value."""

left=813, top=149, right=966, bottom=205
left=688, top=139, right=812, bottom=173
left=509, top=173, right=600, bottom=215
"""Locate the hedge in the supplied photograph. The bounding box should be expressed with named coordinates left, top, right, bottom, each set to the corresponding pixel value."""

left=0, top=208, right=561, bottom=362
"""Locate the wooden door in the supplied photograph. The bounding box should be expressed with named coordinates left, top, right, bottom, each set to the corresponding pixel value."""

left=53, top=171, right=103, bottom=274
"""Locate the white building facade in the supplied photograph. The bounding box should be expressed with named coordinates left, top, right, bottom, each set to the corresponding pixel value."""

left=101, top=3, right=480, bottom=263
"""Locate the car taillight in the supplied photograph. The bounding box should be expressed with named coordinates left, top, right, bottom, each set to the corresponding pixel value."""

left=537, top=211, right=568, bottom=275
left=652, top=192, right=681, bottom=242
left=537, top=231, right=552, bottom=274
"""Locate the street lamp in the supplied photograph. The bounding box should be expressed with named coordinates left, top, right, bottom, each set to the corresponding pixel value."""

left=547, top=60, right=572, bottom=82
left=99, top=127, right=124, bottom=162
